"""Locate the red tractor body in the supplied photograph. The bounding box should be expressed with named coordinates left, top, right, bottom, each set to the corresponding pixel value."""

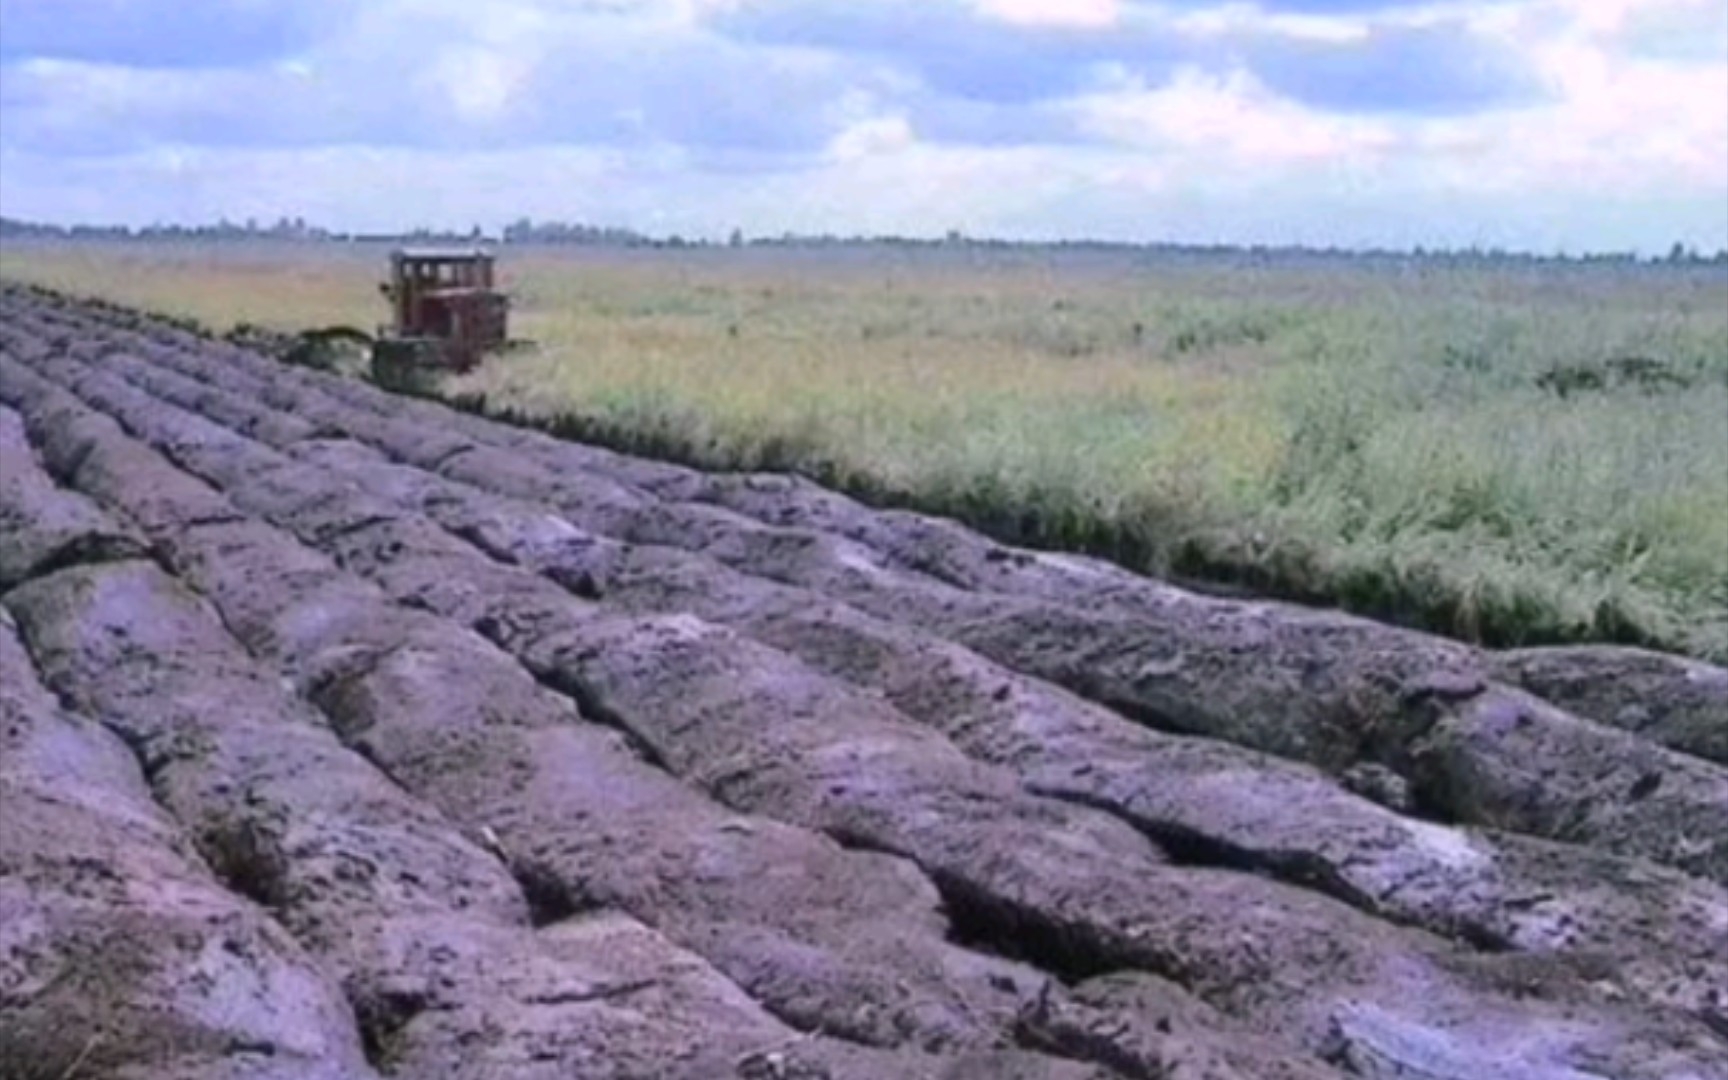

left=377, top=248, right=509, bottom=372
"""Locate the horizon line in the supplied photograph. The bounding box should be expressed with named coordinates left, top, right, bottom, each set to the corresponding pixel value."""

left=3, top=214, right=1726, bottom=266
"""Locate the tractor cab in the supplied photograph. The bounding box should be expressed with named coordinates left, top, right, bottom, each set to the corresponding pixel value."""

left=377, top=248, right=509, bottom=373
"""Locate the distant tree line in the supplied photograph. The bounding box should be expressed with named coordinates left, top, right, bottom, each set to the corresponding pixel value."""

left=0, top=215, right=488, bottom=245
left=3, top=214, right=1725, bottom=268
left=1, top=215, right=338, bottom=242
left=501, top=218, right=656, bottom=246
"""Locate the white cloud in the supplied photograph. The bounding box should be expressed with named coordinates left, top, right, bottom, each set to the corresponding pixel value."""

left=1167, top=3, right=1372, bottom=43
left=1070, top=66, right=1394, bottom=165
left=971, top=0, right=1119, bottom=29
left=434, top=45, right=535, bottom=122
left=1057, top=0, right=1726, bottom=233
left=827, top=114, right=918, bottom=161
left=1413, top=0, right=1728, bottom=195
left=0, top=0, right=1723, bottom=253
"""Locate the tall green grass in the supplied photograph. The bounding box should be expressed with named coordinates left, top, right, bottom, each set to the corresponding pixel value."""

left=1252, top=300, right=1728, bottom=653
left=5, top=241, right=1724, bottom=658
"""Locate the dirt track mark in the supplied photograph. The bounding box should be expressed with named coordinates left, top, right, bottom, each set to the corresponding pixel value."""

left=4, top=284, right=1728, bottom=1079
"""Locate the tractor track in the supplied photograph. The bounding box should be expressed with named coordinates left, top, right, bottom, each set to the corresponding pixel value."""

left=1, top=282, right=1725, bottom=1080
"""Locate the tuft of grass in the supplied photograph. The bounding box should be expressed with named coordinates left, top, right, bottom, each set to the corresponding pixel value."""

left=5, top=239, right=1724, bottom=660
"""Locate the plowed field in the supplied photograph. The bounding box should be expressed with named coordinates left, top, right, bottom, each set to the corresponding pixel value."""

left=2, top=282, right=1726, bottom=1080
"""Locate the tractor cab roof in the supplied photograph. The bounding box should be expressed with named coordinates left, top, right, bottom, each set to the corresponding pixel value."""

left=392, top=247, right=494, bottom=263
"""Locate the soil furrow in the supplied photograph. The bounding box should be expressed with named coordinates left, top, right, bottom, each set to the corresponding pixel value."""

left=0, top=607, right=377, bottom=1080
left=645, top=475, right=1728, bottom=771
left=5, top=347, right=1171, bottom=1060
left=1488, top=646, right=1728, bottom=767
left=126, top=362, right=1728, bottom=1026
left=4, top=369, right=1005, bottom=1080
left=0, top=405, right=148, bottom=590
left=80, top=300, right=1725, bottom=781
left=72, top=334, right=1728, bottom=1025
left=594, top=506, right=1728, bottom=885
left=9, top=287, right=1728, bottom=1078
left=1, top=320, right=1122, bottom=1075
left=14, top=332, right=1726, bottom=1079
left=6, top=556, right=559, bottom=1069
left=72, top=309, right=1728, bottom=886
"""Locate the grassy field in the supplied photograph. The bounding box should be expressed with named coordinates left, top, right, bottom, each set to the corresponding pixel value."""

left=4, top=238, right=1725, bottom=660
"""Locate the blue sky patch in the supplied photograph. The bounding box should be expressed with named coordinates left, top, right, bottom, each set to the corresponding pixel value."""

left=0, top=0, right=345, bottom=68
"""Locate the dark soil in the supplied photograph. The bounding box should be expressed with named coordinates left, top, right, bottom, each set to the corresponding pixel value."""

left=2, top=282, right=1725, bottom=1079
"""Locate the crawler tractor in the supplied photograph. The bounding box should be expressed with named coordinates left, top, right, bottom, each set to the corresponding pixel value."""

left=374, top=248, right=510, bottom=375
left=256, top=248, right=519, bottom=390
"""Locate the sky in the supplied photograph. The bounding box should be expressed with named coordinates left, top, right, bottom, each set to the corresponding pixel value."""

left=0, top=0, right=1724, bottom=254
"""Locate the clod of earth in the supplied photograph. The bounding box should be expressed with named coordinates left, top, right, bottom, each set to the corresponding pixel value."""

left=1, top=281, right=1726, bottom=1080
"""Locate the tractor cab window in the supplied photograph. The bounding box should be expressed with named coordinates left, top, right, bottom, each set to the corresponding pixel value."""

left=394, top=254, right=491, bottom=291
